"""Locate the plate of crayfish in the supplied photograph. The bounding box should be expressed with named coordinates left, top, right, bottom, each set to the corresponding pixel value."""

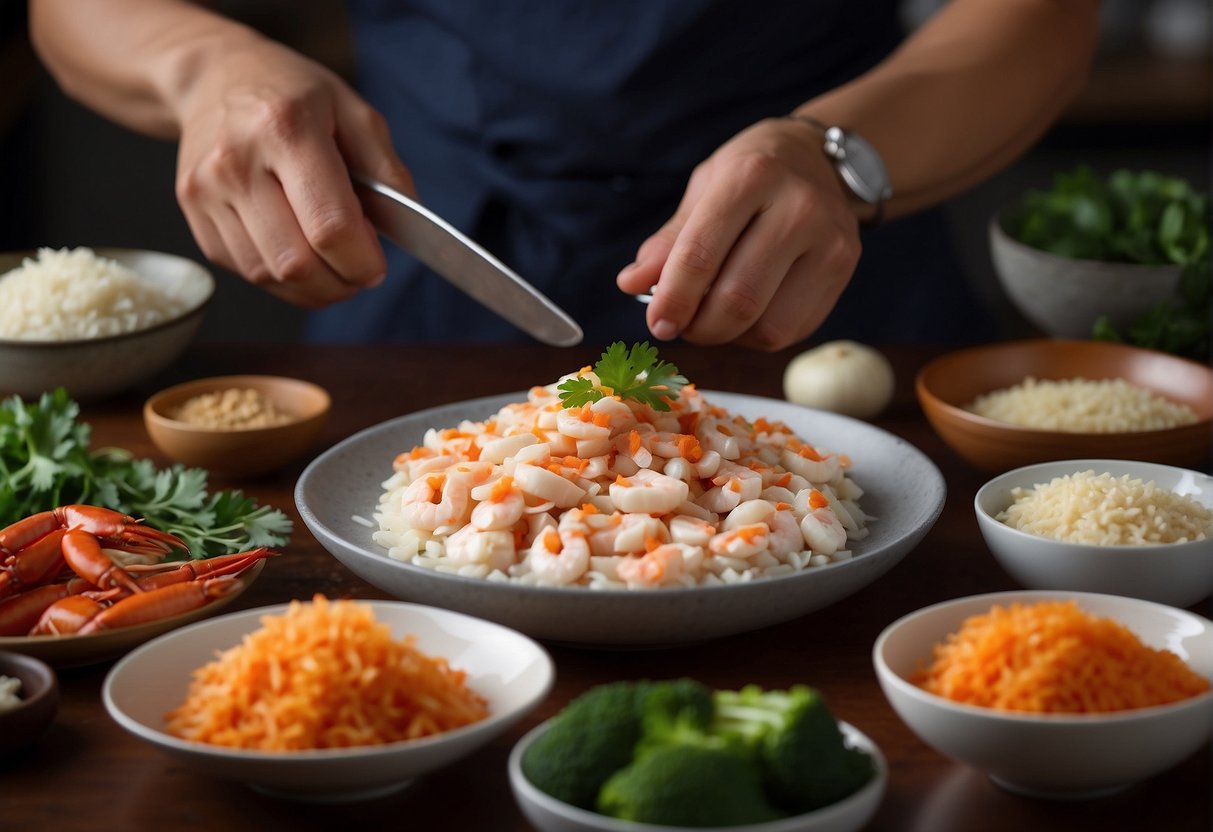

left=0, top=504, right=276, bottom=667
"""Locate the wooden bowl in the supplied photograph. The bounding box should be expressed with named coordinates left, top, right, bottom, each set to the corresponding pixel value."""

left=144, top=375, right=330, bottom=478
left=915, top=339, right=1213, bottom=473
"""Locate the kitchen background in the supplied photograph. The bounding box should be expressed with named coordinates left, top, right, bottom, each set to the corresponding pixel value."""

left=0, top=1, right=1208, bottom=343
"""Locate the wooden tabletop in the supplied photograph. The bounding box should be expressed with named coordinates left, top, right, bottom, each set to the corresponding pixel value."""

left=1, top=343, right=1208, bottom=832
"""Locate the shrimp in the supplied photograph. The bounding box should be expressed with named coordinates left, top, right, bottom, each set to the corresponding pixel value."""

left=766, top=506, right=804, bottom=556
left=444, top=525, right=516, bottom=573
left=469, top=475, right=526, bottom=531
left=668, top=514, right=716, bottom=547
left=800, top=507, right=848, bottom=556
left=708, top=523, right=770, bottom=559
left=526, top=526, right=590, bottom=586
left=782, top=447, right=841, bottom=485
left=608, top=469, right=688, bottom=515
left=399, top=472, right=471, bottom=531
left=513, top=463, right=587, bottom=508
left=616, top=543, right=686, bottom=588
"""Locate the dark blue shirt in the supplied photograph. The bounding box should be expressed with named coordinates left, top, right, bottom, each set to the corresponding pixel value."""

left=309, top=1, right=989, bottom=344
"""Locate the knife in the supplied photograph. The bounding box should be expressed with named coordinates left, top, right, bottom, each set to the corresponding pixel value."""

left=352, top=174, right=583, bottom=347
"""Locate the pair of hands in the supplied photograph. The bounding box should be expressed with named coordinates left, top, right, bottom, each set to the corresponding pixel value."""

left=176, top=41, right=861, bottom=350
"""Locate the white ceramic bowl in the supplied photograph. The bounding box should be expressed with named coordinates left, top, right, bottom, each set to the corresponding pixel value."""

left=976, top=460, right=1213, bottom=607
left=103, top=599, right=554, bottom=802
left=508, top=717, right=887, bottom=832
left=295, top=391, right=945, bottom=647
left=873, top=590, right=1213, bottom=799
left=0, top=248, right=213, bottom=401
left=988, top=217, right=1183, bottom=339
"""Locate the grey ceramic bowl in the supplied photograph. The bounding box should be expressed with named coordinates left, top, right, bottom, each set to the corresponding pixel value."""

left=0, top=650, right=59, bottom=756
left=975, top=459, right=1213, bottom=608
left=0, top=248, right=214, bottom=400
left=295, top=391, right=946, bottom=647
left=989, top=217, right=1183, bottom=339
left=508, top=716, right=887, bottom=832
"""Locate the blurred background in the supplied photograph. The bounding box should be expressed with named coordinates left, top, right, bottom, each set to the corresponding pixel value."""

left=0, top=0, right=1208, bottom=343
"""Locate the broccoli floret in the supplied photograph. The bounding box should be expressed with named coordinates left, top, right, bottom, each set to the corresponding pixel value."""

left=521, top=681, right=651, bottom=809
left=713, top=684, right=875, bottom=813
left=635, top=677, right=717, bottom=753
left=521, top=678, right=710, bottom=810
left=597, top=744, right=786, bottom=827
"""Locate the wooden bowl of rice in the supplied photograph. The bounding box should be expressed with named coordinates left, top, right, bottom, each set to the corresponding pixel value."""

left=915, top=339, right=1213, bottom=473
left=0, top=248, right=214, bottom=401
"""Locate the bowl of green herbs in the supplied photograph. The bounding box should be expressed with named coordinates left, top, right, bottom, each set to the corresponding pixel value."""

left=992, top=167, right=1209, bottom=360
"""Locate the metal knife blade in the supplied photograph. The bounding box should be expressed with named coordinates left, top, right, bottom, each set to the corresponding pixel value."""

left=353, top=174, right=583, bottom=347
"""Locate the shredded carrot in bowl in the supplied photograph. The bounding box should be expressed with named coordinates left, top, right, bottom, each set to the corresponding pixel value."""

left=912, top=600, right=1210, bottom=714
left=164, top=595, right=489, bottom=750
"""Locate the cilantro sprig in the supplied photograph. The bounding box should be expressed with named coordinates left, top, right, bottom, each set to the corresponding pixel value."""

left=0, top=388, right=292, bottom=559
left=558, top=341, right=689, bottom=412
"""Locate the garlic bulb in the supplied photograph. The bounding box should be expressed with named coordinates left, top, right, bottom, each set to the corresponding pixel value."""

left=782, top=340, right=895, bottom=419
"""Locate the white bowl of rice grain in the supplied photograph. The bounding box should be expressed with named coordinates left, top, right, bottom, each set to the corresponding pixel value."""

left=975, top=459, right=1213, bottom=608
left=0, top=247, right=214, bottom=400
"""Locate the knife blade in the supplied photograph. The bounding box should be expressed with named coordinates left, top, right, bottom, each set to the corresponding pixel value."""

left=353, top=174, right=583, bottom=347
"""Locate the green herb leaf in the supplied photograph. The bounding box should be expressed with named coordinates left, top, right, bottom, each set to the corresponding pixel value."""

left=557, top=341, right=689, bottom=412
left=0, top=389, right=293, bottom=560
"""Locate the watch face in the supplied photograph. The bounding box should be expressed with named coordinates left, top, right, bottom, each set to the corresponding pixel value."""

left=838, top=132, right=891, bottom=205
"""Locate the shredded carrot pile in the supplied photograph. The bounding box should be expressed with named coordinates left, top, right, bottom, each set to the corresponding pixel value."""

left=164, top=595, right=490, bottom=750
left=912, top=600, right=1210, bottom=713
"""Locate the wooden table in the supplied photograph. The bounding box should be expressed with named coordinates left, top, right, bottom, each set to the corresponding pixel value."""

left=2, top=343, right=1208, bottom=832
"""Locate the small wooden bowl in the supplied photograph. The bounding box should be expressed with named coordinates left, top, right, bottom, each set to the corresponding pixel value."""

left=144, top=375, right=330, bottom=478
left=915, top=339, right=1213, bottom=473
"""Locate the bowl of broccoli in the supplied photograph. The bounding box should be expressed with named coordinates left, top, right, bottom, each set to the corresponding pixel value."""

left=508, top=679, right=886, bottom=831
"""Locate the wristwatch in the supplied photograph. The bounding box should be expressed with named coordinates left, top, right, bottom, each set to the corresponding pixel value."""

left=787, top=114, right=891, bottom=227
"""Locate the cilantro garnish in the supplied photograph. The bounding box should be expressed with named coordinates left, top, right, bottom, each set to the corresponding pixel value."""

left=558, top=341, right=689, bottom=412
left=0, top=388, right=292, bottom=559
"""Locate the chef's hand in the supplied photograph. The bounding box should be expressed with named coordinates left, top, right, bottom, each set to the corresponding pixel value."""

left=174, top=36, right=414, bottom=308
left=616, top=118, right=862, bottom=351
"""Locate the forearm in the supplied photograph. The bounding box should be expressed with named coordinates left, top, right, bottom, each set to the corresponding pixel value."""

left=29, top=0, right=261, bottom=140
left=794, top=0, right=1100, bottom=219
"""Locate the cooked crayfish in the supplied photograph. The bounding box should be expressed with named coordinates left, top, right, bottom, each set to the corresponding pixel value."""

left=0, top=505, right=277, bottom=637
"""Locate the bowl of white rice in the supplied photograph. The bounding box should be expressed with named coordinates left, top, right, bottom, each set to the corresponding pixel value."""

left=0, top=247, right=214, bottom=400
left=975, top=459, right=1213, bottom=608
left=916, top=339, right=1213, bottom=472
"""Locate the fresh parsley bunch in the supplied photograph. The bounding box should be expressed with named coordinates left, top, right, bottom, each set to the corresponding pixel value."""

left=1004, top=167, right=1210, bottom=360
left=0, top=388, right=293, bottom=559
left=558, top=342, right=689, bottom=412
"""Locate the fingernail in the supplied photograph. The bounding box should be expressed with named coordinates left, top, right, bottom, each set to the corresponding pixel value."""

left=651, top=318, right=679, bottom=340
left=618, top=261, right=639, bottom=276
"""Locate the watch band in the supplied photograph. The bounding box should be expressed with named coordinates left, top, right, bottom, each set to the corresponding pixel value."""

left=785, top=114, right=890, bottom=228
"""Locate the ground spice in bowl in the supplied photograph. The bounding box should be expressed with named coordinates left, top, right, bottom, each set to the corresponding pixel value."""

left=171, top=388, right=295, bottom=430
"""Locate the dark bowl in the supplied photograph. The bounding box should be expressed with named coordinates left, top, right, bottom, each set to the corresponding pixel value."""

left=0, top=650, right=59, bottom=755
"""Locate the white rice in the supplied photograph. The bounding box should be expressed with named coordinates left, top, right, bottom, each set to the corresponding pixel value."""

left=966, top=377, right=1197, bottom=433
left=0, top=247, right=192, bottom=340
left=997, top=470, right=1213, bottom=545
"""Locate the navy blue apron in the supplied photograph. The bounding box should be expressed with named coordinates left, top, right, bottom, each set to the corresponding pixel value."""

left=308, top=0, right=989, bottom=344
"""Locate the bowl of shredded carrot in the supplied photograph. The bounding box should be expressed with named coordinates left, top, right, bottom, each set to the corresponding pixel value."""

left=873, top=590, right=1213, bottom=799
left=101, top=595, right=554, bottom=802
